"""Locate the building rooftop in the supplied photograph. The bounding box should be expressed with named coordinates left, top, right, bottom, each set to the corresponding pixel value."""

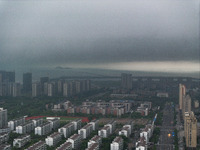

left=91, top=135, right=101, bottom=142
left=57, top=142, right=72, bottom=150
left=87, top=143, right=98, bottom=150
left=102, top=126, right=110, bottom=130
left=38, top=122, right=51, bottom=127
left=48, top=132, right=61, bottom=138
left=69, top=134, right=80, bottom=140
left=113, top=136, right=122, bottom=143
left=26, top=141, right=45, bottom=150
left=82, top=124, right=92, bottom=129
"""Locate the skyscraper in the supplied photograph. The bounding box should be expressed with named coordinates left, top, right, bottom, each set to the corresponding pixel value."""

left=40, top=77, right=49, bottom=95
left=121, top=73, right=133, bottom=90
left=184, top=112, right=197, bottom=148
left=0, top=71, right=15, bottom=83
left=182, top=95, right=191, bottom=118
left=179, top=84, right=186, bottom=110
left=23, top=73, right=32, bottom=93
left=0, top=108, right=7, bottom=129
left=32, top=82, right=41, bottom=97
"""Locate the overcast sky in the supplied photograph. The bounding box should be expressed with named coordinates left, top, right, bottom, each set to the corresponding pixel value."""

left=0, top=0, right=199, bottom=73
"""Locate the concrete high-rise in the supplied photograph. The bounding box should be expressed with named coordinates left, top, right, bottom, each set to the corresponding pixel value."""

left=0, top=71, right=15, bottom=83
left=179, top=84, right=186, bottom=110
left=40, top=77, right=49, bottom=94
left=184, top=112, right=197, bottom=148
left=0, top=108, right=7, bottom=129
left=32, top=82, right=41, bottom=97
left=23, top=73, right=32, bottom=93
left=121, top=73, right=133, bottom=90
left=182, top=95, right=191, bottom=118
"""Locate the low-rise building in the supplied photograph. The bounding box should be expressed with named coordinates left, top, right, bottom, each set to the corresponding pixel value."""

left=78, top=124, right=93, bottom=139
left=16, top=121, right=34, bottom=134
left=86, top=142, right=99, bottom=150
left=104, top=120, right=116, bottom=134
left=98, top=126, right=111, bottom=138
left=32, top=118, right=43, bottom=127
left=119, top=126, right=130, bottom=137
left=67, top=134, right=81, bottom=149
left=48, top=119, right=60, bottom=130
left=135, top=137, right=147, bottom=150
left=88, top=119, right=99, bottom=131
left=25, top=140, right=46, bottom=150
left=0, top=144, right=11, bottom=150
left=8, top=116, right=25, bottom=131
left=110, top=136, right=123, bottom=150
left=0, top=133, right=9, bottom=144
left=71, top=119, right=82, bottom=130
left=13, top=134, right=31, bottom=148
left=35, top=122, right=52, bottom=136
left=88, top=135, right=102, bottom=147
left=56, top=141, right=72, bottom=150
left=45, top=132, right=62, bottom=147
left=58, top=122, right=75, bottom=138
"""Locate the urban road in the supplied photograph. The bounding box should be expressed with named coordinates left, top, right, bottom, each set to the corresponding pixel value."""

left=157, top=103, right=175, bottom=150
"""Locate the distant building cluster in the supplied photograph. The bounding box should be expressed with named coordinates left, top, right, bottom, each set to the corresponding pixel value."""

left=136, top=102, right=152, bottom=116
left=0, top=70, right=92, bottom=97
left=32, top=78, right=91, bottom=97
left=67, top=100, right=134, bottom=117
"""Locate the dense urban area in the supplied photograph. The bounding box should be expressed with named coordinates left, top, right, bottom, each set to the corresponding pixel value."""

left=0, top=70, right=200, bottom=150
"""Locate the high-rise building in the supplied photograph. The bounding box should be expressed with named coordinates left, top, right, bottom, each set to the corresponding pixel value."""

left=32, top=82, right=41, bottom=97
left=57, top=80, right=64, bottom=95
left=0, top=108, right=7, bottom=129
left=179, top=84, right=186, bottom=110
left=40, top=77, right=49, bottom=95
left=182, top=95, right=191, bottom=118
left=184, top=112, right=197, bottom=148
left=0, top=71, right=15, bottom=83
left=47, top=83, right=55, bottom=97
left=63, top=83, right=69, bottom=97
left=23, top=73, right=32, bottom=93
left=12, top=83, right=21, bottom=97
left=121, top=73, right=133, bottom=90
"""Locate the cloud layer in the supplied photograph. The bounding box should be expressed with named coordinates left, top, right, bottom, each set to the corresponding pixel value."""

left=0, top=0, right=199, bottom=72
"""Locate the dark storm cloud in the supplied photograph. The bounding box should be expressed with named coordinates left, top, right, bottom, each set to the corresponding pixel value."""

left=0, top=0, right=199, bottom=68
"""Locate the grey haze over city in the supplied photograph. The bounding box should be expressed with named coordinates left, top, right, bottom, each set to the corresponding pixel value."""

left=0, top=0, right=199, bottom=81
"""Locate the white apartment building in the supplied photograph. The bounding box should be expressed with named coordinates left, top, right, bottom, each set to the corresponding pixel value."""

left=58, top=122, right=74, bottom=138
left=56, top=141, right=72, bottom=150
left=86, top=142, right=99, bottom=150
left=119, top=126, right=130, bottom=137
left=78, top=124, right=93, bottom=139
left=0, top=144, right=11, bottom=150
left=88, top=119, right=99, bottom=131
left=88, top=135, right=102, bottom=147
left=104, top=120, right=116, bottom=134
left=35, top=122, right=52, bottom=136
left=25, top=140, right=46, bottom=150
left=48, top=119, right=60, bottom=130
left=110, top=136, right=123, bottom=150
left=16, top=121, right=34, bottom=134
left=135, top=137, right=147, bottom=150
left=45, top=132, right=62, bottom=147
left=98, top=126, right=111, bottom=138
left=0, top=133, right=9, bottom=144
left=140, top=124, right=153, bottom=144
left=67, top=134, right=81, bottom=149
left=8, top=116, right=25, bottom=131
left=72, top=119, right=82, bottom=130
left=32, top=118, right=43, bottom=127
left=13, top=134, right=31, bottom=148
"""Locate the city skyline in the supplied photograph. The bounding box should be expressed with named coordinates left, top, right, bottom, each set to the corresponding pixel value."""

left=0, top=0, right=199, bottom=74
